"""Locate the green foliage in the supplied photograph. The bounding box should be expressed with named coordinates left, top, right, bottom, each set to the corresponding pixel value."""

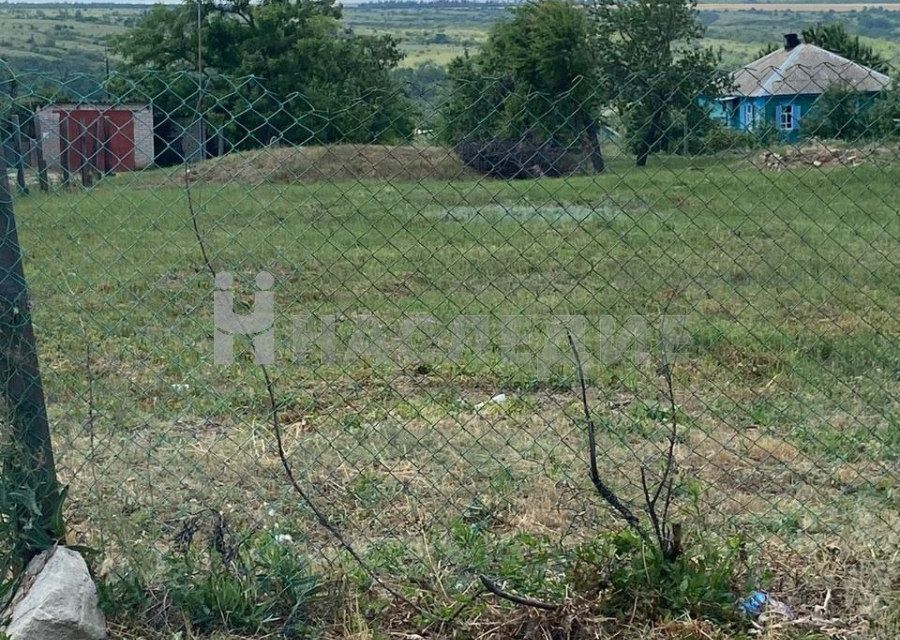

left=0, top=437, right=67, bottom=609
left=570, top=529, right=749, bottom=621
left=362, top=513, right=751, bottom=624
left=444, top=519, right=567, bottom=599
left=592, top=0, right=729, bottom=166
left=440, top=0, right=605, bottom=171
left=866, top=86, right=900, bottom=139
left=803, top=84, right=900, bottom=141
left=393, top=61, right=448, bottom=128
left=701, top=122, right=774, bottom=153
left=754, top=41, right=780, bottom=60
left=99, top=530, right=321, bottom=637
left=802, top=23, right=891, bottom=74
left=108, top=0, right=414, bottom=145
left=803, top=85, right=872, bottom=141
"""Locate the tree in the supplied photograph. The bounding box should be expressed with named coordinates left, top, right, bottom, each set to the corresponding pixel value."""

left=591, top=0, right=728, bottom=166
left=804, top=83, right=900, bottom=141
left=802, top=23, right=890, bottom=74
left=441, top=0, right=606, bottom=173
left=393, top=62, right=449, bottom=130
left=109, top=0, right=414, bottom=146
left=866, top=86, right=900, bottom=139
left=802, top=84, right=870, bottom=141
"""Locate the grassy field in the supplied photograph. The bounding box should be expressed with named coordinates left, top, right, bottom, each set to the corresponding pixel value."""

left=8, top=142, right=898, bottom=638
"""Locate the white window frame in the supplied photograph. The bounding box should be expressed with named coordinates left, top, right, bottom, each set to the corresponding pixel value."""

left=779, top=104, right=799, bottom=131
left=743, top=103, right=755, bottom=130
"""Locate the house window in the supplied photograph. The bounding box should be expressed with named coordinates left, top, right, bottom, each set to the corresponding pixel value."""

left=743, top=103, right=755, bottom=130
left=779, top=104, right=799, bottom=131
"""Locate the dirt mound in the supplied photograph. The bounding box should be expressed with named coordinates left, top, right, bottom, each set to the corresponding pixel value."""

left=174, top=144, right=478, bottom=185
left=752, top=142, right=895, bottom=171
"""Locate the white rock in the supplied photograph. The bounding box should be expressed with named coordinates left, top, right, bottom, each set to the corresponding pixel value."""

left=474, top=393, right=509, bottom=410
left=4, top=547, right=107, bottom=640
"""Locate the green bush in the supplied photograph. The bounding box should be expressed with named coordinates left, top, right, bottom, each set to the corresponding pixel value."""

left=99, top=529, right=321, bottom=637
left=803, top=85, right=871, bottom=141
left=803, top=84, right=900, bottom=142
left=701, top=124, right=760, bottom=153
left=0, top=437, right=67, bottom=609
left=570, top=529, right=751, bottom=622
left=866, top=87, right=900, bottom=140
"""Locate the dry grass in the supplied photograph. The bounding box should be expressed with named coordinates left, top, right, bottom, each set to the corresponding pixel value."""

left=139, top=144, right=478, bottom=187
left=57, top=378, right=898, bottom=639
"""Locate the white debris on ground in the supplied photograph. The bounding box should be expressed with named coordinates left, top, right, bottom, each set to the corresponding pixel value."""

left=474, top=393, right=508, bottom=410
left=752, top=143, right=892, bottom=171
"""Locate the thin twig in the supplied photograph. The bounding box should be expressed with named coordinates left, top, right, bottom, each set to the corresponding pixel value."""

left=657, top=351, right=678, bottom=541
left=566, top=332, right=645, bottom=535
left=639, top=346, right=681, bottom=559
left=478, top=575, right=561, bottom=611
left=185, top=3, right=214, bottom=281
left=184, top=171, right=214, bottom=279
left=655, top=291, right=680, bottom=528
left=261, top=365, right=423, bottom=612
left=83, top=342, right=95, bottom=457
left=640, top=467, right=666, bottom=553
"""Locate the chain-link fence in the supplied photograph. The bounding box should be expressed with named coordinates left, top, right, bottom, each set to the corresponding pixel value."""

left=1, top=46, right=898, bottom=640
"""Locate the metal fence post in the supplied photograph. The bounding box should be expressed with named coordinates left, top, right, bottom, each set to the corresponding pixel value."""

left=59, top=116, right=70, bottom=188
left=33, top=116, right=49, bottom=193
left=0, top=157, right=63, bottom=557
left=10, top=115, right=28, bottom=195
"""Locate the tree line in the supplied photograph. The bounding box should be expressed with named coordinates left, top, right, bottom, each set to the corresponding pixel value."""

left=108, top=0, right=898, bottom=169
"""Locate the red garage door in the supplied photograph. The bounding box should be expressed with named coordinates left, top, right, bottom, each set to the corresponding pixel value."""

left=58, top=109, right=137, bottom=172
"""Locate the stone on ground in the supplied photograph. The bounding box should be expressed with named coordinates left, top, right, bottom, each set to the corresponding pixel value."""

left=3, top=546, right=107, bottom=640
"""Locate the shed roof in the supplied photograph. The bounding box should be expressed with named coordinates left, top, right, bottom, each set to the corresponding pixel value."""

left=37, top=103, right=151, bottom=113
left=729, top=44, right=891, bottom=98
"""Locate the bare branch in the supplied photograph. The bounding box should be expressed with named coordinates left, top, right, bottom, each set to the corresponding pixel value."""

left=640, top=345, right=681, bottom=560
left=640, top=467, right=665, bottom=553
left=567, top=332, right=645, bottom=535
left=184, top=171, right=215, bottom=280
left=478, top=575, right=561, bottom=611
left=261, top=365, right=422, bottom=612
left=657, top=351, right=678, bottom=545
left=184, top=5, right=215, bottom=282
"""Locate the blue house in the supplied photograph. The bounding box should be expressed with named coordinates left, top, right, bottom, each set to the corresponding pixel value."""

left=718, top=33, right=891, bottom=140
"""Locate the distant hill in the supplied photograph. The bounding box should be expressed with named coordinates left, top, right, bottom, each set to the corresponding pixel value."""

left=1, top=1, right=897, bottom=83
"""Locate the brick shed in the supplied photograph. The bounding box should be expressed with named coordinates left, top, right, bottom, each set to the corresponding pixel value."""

left=36, top=104, right=154, bottom=172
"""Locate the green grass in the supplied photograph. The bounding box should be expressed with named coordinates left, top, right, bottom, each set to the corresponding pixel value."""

left=0, top=4, right=141, bottom=76
left=8, top=145, right=899, bottom=637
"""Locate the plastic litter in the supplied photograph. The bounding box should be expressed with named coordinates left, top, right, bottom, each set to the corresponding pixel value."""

left=738, top=590, right=794, bottom=619
left=739, top=591, right=768, bottom=616
left=474, top=393, right=508, bottom=410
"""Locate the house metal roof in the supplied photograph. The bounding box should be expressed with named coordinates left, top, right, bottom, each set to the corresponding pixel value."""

left=729, top=44, right=891, bottom=98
